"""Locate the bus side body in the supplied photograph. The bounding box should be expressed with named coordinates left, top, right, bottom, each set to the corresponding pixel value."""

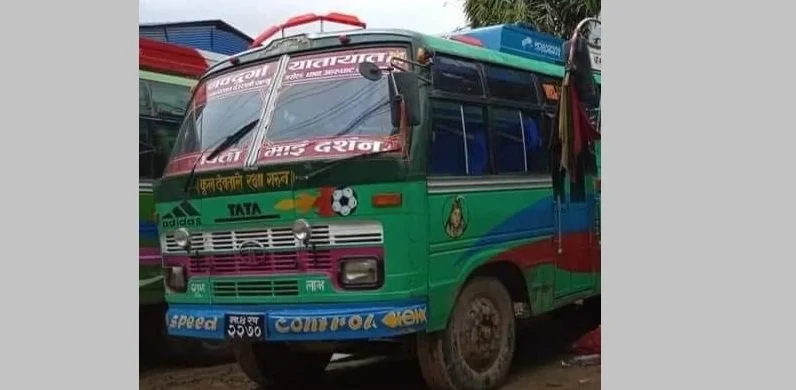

left=420, top=35, right=601, bottom=330
left=139, top=69, right=196, bottom=305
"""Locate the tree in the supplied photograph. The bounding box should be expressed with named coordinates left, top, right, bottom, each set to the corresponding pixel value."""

left=462, top=0, right=600, bottom=40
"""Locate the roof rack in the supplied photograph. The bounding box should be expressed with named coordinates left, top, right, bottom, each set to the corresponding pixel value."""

left=249, top=12, right=367, bottom=48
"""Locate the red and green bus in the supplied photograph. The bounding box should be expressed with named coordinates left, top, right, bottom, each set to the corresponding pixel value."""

left=154, top=12, right=600, bottom=389
left=139, top=37, right=230, bottom=360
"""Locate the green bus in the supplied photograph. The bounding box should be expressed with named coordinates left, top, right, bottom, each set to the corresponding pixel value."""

left=139, top=37, right=231, bottom=361
left=139, top=69, right=194, bottom=305
left=155, top=17, right=600, bottom=390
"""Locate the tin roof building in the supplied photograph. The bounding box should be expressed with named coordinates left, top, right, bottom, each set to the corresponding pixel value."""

left=139, top=19, right=253, bottom=56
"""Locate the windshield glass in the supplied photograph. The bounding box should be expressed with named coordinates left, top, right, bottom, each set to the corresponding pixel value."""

left=168, top=46, right=408, bottom=173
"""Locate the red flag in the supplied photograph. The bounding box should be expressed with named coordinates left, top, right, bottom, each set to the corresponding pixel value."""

left=570, top=86, right=600, bottom=160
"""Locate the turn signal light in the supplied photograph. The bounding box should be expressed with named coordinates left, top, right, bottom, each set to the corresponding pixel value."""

left=371, top=193, right=402, bottom=208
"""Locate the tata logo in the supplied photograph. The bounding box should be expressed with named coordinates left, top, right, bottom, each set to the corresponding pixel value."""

left=227, top=202, right=262, bottom=217
left=237, top=239, right=267, bottom=265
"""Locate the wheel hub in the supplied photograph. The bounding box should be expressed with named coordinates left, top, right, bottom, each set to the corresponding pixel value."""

left=458, top=297, right=503, bottom=372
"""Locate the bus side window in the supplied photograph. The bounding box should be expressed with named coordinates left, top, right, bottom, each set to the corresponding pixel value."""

left=140, top=118, right=181, bottom=179
left=140, top=119, right=155, bottom=179
left=432, top=56, right=484, bottom=96
left=150, top=121, right=181, bottom=178
left=491, top=108, right=549, bottom=175
left=148, top=80, right=191, bottom=117
left=428, top=100, right=487, bottom=176
left=484, top=65, right=539, bottom=104
left=139, top=80, right=152, bottom=116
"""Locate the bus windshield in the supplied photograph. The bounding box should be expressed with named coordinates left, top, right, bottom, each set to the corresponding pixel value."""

left=139, top=73, right=195, bottom=179
left=171, top=47, right=407, bottom=159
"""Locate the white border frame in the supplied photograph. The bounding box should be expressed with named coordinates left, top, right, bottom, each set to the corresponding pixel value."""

left=0, top=0, right=790, bottom=388
left=604, top=0, right=794, bottom=388
left=0, top=0, right=137, bottom=387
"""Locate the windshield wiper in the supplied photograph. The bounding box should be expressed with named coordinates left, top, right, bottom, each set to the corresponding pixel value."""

left=298, top=148, right=401, bottom=183
left=205, top=119, right=261, bottom=162
left=182, top=118, right=260, bottom=198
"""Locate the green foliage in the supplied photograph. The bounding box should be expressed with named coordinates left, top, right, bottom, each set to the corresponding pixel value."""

left=462, top=0, right=600, bottom=40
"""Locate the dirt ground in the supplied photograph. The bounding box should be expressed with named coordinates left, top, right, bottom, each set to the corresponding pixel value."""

left=140, top=305, right=600, bottom=390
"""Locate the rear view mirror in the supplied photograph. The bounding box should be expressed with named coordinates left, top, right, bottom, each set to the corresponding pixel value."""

left=389, top=72, right=421, bottom=127
left=358, top=62, right=382, bottom=81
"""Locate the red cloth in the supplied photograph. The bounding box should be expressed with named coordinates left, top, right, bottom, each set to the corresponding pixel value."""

left=571, top=326, right=601, bottom=354
left=569, top=86, right=601, bottom=160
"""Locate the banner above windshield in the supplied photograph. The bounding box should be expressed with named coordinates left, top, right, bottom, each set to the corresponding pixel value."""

left=195, top=47, right=407, bottom=105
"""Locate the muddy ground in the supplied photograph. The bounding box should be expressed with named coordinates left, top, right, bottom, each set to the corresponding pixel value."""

left=140, top=305, right=600, bottom=390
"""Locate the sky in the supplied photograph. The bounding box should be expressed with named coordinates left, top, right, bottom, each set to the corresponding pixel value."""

left=138, top=0, right=471, bottom=39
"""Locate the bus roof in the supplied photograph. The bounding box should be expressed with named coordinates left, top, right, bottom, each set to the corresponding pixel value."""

left=420, top=33, right=601, bottom=84
left=139, top=37, right=228, bottom=79
left=210, top=28, right=600, bottom=84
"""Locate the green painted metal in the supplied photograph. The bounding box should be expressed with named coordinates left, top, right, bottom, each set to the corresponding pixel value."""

left=139, top=69, right=197, bottom=305
left=139, top=70, right=197, bottom=87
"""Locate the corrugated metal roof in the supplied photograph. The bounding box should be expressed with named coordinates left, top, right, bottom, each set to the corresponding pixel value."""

left=139, top=19, right=253, bottom=56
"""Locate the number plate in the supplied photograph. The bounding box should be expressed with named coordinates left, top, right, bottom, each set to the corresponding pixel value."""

left=224, top=314, right=266, bottom=340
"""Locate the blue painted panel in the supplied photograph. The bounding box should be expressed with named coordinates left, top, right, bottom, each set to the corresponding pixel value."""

left=165, top=26, right=213, bottom=51
left=140, top=29, right=167, bottom=41
left=212, top=29, right=250, bottom=55
left=166, top=300, right=428, bottom=341
left=139, top=25, right=250, bottom=56
left=458, top=24, right=566, bottom=66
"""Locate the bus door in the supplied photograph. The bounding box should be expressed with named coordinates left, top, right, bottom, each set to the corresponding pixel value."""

left=552, top=143, right=599, bottom=300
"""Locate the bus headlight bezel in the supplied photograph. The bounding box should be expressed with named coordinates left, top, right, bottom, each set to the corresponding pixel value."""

left=164, top=266, right=187, bottom=293
left=292, top=218, right=311, bottom=244
left=339, top=257, right=382, bottom=289
left=173, top=228, right=191, bottom=251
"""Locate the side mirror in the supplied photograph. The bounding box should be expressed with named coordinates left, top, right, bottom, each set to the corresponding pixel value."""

left=357, top=62, right=382, bottom=81
left=389, top=72, right=421, bottom=127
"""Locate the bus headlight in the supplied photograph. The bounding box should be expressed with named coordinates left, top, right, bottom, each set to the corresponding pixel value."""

left=173, top=228, right=191, bottom=250
left=292, top=218, right=311, bottom=243
left=164, top=266, right=186, bottom=292
left=340, top=258, right=380, bottom=288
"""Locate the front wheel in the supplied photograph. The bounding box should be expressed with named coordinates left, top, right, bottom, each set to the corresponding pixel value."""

left=234, top=342, right=332, bottom=388
left=417, top=277, right=516, bottom=390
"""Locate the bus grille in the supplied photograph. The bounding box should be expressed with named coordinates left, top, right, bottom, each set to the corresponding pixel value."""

left=187, top=250, right=333, bottom=275
left=162, top=221, right=383, bottom=254
left=212, top=279, right=299, bottom=298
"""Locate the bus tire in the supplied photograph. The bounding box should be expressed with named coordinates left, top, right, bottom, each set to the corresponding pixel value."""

left=234, top=342, right=331, bottom=388
left=417, top=276, right=516, bottom=390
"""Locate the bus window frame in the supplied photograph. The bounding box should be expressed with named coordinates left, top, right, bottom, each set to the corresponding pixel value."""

left=427, top=98, right=489, bottom=177
left=139, top=114, right=183, bottom=180
left=426, top=53, right=554, bottom=179
left=139, top=79, right=154, bottom=117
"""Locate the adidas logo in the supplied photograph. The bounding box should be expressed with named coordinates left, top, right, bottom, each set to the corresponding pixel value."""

left=160, top=201, right=202, bottom=229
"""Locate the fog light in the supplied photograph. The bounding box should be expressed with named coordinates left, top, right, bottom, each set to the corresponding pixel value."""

left=164, top=266, right=186, bottom=292
left=292, top=218, right=311, bottom=244
left=173, top=228, right=191, bottom=251
left=340, top=258, right=380, bottom=288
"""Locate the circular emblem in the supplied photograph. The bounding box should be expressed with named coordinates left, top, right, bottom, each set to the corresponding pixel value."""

left=237, top=239, right=266, bottom=265
left=443, top=195, right=469, bottom=239
left=331, top=187, right=358, bottom=216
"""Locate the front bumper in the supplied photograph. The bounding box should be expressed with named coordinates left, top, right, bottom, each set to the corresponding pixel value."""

left=166, top=300, right=428, bottom=342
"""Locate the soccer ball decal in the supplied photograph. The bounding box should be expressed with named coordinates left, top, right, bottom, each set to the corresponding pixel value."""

left=331, top=187, right=358, bottom=216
